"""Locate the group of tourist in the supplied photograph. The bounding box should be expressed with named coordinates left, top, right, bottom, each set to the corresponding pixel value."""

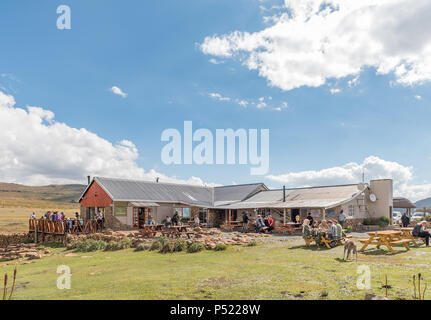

left=241, top=212, right=274, bottom=233
left=30, top=211, right=105, bottom=232
left=164, top=211, right=200, bottom=227
left=302, top=218, right=345, bottom=247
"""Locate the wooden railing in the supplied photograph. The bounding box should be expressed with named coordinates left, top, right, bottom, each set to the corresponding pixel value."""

left=29, top=219, right=103, bottom=235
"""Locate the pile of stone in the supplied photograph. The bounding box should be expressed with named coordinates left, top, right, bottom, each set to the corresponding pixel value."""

left=0, top=243, right=50, bottom=262
left=190, top=228, right=268, bottom=249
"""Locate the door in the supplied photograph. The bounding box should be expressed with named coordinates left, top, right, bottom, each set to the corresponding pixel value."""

left=138, top=208, right=148, bottom=228
left=291, top=209, right=300, bottom=222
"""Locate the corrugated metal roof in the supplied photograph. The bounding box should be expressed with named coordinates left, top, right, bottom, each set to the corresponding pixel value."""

left=217, top=184, right=362, bottom=209
left=214, top=183, right=266, bottom=203
left=80, top=177, right=364, bottom=210
left=94, top=177, right=214, bottom=207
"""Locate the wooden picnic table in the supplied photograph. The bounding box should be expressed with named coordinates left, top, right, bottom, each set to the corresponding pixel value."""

left=395, top=227, right=426, bottom=246
left=359, top=230, right=412, bottom=253
left=164, top=225, right=195, bottom=238
left=277, top=222, right=302, bottom=235
left=140, top=224, right=164, bottom=238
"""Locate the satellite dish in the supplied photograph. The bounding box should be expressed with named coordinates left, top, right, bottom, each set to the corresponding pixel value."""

left=357, top=183, right=366, bottom=191
left=369, top=194, right=377, bottom=202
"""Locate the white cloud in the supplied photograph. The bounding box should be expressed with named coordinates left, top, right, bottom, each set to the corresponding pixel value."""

left=236, top=99, right=249, bottom=107
left=110, top=86, right=127, bottom=98
left=201, top=0, right=431, bottom=91
left=209, top=58, right=225, bottom=65
left=266, top=156, right=431, bottom=201
left=209, top=92, right=231, bottom=102
left=0, top=91, right=214, bottom=187
left=348, top=75, right=360, bottom=87
left=415, top=95, right=422, bottom=100
left=330, top=88, right=341, bottom=94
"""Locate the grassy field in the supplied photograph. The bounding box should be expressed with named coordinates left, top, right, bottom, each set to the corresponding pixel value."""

left=1, top=237, right=430, bottom=300
left=0, top=200, right=79, bottom=234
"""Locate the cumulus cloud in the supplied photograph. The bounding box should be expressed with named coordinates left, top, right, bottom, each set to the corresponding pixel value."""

left=0, top=91, right=214, bottom=187
left=110, top=86, right=127, bottom=98
left=209, top=92, right=231, bottom=101
left=266, top=156, right=431, bottom=201
left=415, top=95, right=422, bottom=100
left=201, top=0, right=431, bottom=91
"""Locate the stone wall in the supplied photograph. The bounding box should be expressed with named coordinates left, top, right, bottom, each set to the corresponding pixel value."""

left=0, top=233, right=31, bottom=248
left=103, top=206, right=133, bottom=231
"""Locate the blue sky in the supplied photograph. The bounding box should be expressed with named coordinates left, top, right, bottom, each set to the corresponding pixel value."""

left=0, top=0, right=431, bottom=200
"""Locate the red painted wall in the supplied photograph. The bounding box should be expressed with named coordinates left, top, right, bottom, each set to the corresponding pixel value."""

left=80, top=181, right=113, bottom=208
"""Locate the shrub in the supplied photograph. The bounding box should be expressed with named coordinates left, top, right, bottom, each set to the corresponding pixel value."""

left=159, top=241, right=175, bottom=254
left=150, top=240, right=162, bottom=251
left=172, top=239, right=187, bottom=252
left=72, top=239, right=107, bottom=252
left=363, top=217, right=390, bottom=227
left=346, top=226, right=353, bottom=233
left=214, top=243, right=228, bottom=251
left=105, top=238, right=132, bottom=251
left=378, top=216, right=390, bottom=227
left=43, top=241, right=65, bottom=248
left=187, top=242, right=205, bottom=253
left=425, top=215, right=431, bottom=222
left=247, top=241, right=258, bottom=247
left=134, top=243, right=150, bottom=252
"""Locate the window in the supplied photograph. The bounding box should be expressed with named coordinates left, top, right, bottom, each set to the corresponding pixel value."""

left=348, top=205, right=355, bottom=217
left=133, top=207, right=138, bottom=228
left=182, top=208, right=191, bottom=218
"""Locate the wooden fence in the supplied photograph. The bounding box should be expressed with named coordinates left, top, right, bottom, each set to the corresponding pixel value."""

left=29, top=219, right=102, bottom=237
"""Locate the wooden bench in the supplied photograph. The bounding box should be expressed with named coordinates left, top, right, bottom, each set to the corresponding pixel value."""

left=303, top=237, right=314, bottom=246
left=390, top=239, right=412, bottom=250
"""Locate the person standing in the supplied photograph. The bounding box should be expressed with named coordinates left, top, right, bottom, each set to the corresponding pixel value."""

left=306, top=212, right=314, bottom=227
left=338, top=210, right=346, bottom=228
left=242, top=212, right=249, bottom=233
left=401, top=212, right=410, bottom=228
left=30, top=212, right=36, bottom=220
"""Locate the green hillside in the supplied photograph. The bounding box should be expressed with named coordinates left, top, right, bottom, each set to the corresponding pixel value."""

left=0, top=182, right=86, bottom=203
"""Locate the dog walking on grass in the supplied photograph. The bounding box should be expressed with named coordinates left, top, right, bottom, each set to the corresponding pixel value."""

left=343, top=239, right=357, bottom=261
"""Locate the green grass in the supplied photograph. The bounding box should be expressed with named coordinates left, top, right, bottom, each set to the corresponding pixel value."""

left=2, top=238, right=431, bottom=300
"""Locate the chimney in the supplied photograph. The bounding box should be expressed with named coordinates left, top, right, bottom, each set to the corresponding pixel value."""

left=283, top=186, right=286, bottom=202
left=87, top=176, right=91, bottom=185
left=156, top=177, right=160, bottom=183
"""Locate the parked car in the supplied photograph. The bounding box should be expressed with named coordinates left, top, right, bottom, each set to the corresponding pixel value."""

left=411, top=212, right=430, bottom=221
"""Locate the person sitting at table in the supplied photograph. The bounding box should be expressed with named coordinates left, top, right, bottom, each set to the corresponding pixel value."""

left=295, top=214, right=301, bottom=224
left=335, top=220, right=344, bottom=239
left=165, top=216, right=172, bottom=227
left=413, top=221, right=430, bottom=247
left=302, top=219, right=312, bottom=239
left=318, top=220, right=329, bottom=232
left=264, top=215, right=274, bottom=232
left=255, top=215, right=266, bottom=233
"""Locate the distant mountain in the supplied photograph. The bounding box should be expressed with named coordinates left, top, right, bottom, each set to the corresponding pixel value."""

left=0, top=182, right=86, bottom=203
left=415, top=197, right=431, bottom=209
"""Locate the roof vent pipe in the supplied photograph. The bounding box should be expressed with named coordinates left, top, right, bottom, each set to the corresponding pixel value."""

left=87, top=176, right=91, bottom=185
left=283, top=186, right=286, bottom=202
